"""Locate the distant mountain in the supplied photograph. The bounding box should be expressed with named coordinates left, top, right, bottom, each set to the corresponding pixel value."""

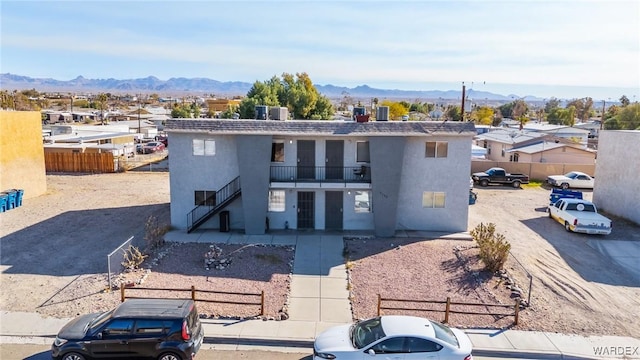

left=0, top=73, right=527, bottom=101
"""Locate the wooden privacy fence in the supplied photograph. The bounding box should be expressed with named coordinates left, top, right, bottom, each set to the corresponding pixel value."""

left=45, top=152, right=117, bottom=173
left=377, top=295, right=521, bottom=325
left=120, top=285, right=265, bottom=316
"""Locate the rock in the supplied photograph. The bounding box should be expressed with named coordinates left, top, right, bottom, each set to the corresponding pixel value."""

left=279, top=312, right=289, bottom=321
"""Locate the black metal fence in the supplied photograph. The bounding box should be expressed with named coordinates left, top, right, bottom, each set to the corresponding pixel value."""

left=270, top=166, right=371, bottom=183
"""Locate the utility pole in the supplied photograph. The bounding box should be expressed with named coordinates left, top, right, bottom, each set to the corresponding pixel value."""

left=138, top=94, right=141, bottom=136
left=600, top=100, right=605, bottom=130
left=460, top=83, right=466, bottom=121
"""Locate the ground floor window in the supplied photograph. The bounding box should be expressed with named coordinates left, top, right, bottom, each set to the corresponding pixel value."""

left=355, top=191, right=371, bottom=213
left=195, top=190, right=216, bottom=206
left=422, top=191, right=446, bottom=208
left=268, top=190, right=286, bottom=212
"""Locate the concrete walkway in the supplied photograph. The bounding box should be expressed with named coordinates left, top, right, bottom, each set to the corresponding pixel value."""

left=288, top=235, right=352, bottom=323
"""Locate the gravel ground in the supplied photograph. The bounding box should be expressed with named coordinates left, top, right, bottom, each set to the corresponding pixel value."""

left=2, top=172, right=638, bottom=338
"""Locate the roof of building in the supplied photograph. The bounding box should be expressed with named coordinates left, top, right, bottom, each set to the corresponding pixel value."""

left=475, top=128, right=546, bottom=144
left=164, top=119, right=476, bottom=136
left=523, top=123, right=590, bottom=134
left=506, top=141, right=595, bottom=154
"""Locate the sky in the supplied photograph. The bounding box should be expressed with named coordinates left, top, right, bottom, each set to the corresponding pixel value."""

left=1, top=0, right=639, bottom=100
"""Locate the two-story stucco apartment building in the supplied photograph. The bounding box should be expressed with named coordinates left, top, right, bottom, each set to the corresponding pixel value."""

left=165, top=119, right=476, bottom=237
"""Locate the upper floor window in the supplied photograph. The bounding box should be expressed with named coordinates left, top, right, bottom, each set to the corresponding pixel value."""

left=425, top=141, right=448, bottom=158
left=195, top=190, right=216, bottom=206
left=193, top=139, right=215, bottom=156
left=356, top=141, right=370, bottom=162
left=271, top=141, right=285, bottom=162
left=354, top=191, right=371, bottom=213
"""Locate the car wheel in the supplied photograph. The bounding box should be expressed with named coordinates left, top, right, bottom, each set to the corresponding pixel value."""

left=480, top=179, right=489, bottom=187
left=158, top=352, right=182, bottom=360
left=564, top=222, right=572, bottom=232
left=513, top=180, right=521, bottom=188
left=62, top=352, right=86, bottom=360
left=561, top=183, right=569, bottom=190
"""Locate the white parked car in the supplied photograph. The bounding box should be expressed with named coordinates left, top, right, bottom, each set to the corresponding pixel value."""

left=313, top=315, right=473, bottom=360
left=548, top=198, right=612, bottom=235
left=547, top=171, right=595, bottom=189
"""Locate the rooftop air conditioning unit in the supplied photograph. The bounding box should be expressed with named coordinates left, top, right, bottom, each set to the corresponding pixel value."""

left=255, top=105, right=268, bottom=120
left=270, top=107, right=288, bottom=120
left=376, top=106, right=389, bottom=121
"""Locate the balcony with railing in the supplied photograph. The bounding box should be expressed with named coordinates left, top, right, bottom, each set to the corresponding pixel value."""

left=270, top=166, right=371, bottom=184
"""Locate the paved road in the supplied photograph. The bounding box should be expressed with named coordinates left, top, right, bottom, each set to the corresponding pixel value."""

left=0, top=343, right=529, bottom=360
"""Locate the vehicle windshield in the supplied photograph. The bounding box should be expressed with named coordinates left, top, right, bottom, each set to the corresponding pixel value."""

left=350, top=317, right=386, bottom=349
left=429, top=320, right=459, bottom=348
left=565, top=172, right=578, bottom=179
left=88, top=310, right=114, bottom=332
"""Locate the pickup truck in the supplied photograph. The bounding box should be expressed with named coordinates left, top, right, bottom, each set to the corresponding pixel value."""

left=472, top=167, right=529, bottom=188
left=547, top=198, right=612, bottom=235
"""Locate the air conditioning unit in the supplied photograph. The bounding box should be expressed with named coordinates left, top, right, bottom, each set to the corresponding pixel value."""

left=270, top=107, right=288, bottom=120
left=255, top=105, right=268, bottom=120
left=376, top=106, right=389, bottom=121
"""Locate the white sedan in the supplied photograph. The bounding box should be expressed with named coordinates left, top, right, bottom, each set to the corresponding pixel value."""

left=313, top=315, right=473, bottom=360
left=547, top=171, right=595, bottom=189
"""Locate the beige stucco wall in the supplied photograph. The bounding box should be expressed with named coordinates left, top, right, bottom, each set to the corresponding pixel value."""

left=593, top=130, right=640, bottom=225
left=0, top=111, right=47, bottom=199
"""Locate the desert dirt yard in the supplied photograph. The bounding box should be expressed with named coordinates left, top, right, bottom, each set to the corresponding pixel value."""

left=1, top=172, right=639, bottom=337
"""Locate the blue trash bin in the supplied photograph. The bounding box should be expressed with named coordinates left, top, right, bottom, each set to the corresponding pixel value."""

left=5, top=190, right=17, bottom=210
left=0, top=193, right=7, bottom=212
left=469, top=190, right=477, bottom=205
left=14, top=189, right=24, bottom=207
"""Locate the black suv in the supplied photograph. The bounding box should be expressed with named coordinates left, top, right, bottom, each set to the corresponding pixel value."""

left=52, top=299, right=204, bottom=360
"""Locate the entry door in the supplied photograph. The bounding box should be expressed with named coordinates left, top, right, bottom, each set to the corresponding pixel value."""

left=297, top=140, right=315, bottom=180
left=325, top=191, right=343, bottom=230
left=297, top=192, right=315, bottom=229
left=325, top=140, right=344, bottom=180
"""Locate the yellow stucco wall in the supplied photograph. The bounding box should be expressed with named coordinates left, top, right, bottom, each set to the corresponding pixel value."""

left=0, top=111, right=47, bottom=199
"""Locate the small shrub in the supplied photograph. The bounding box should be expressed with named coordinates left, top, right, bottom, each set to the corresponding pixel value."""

left=471, top=223, right=511, bottom=273
left=144, top=216, right=170, bottom=250
left=122, top=245, right=148, bottom=270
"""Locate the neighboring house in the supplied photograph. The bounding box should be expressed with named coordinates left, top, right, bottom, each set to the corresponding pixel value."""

left=205, top=98, right=242, bottom=113
left=165, top=119, right=476, bottom=237
left=522, top=123, right=590, bottom=148
left=474, top=129, right=548, bottom=161
left=43, top=124, right=136, bottom=156
left=505, top=141, right=596, bottom=164
left=593, top=130, right=640, bottom=225
left=0, top=111, right=47, bottom=199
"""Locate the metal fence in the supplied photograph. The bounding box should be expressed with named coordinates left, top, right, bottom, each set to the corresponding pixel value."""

left=107, top=236, right=134, bottom=289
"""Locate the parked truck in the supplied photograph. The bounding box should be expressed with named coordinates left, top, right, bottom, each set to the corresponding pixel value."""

left=472, top=167, right=529, bottom=188
left=547, top=198, right=612, bottom=235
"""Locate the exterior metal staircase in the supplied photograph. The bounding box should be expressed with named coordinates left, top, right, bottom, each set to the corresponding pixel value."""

left=186, top=176, right=241, bottom=233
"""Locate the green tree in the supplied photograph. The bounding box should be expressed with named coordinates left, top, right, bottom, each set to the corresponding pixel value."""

left=619, top=95, right=630, bottom=107
left=171, top=104, right=191, bottom=118
left=96, top=93, right=109, bottom=123
left=567, top=97, right=593, bottom=121
left=219, top=105, right=239, bottom=119
left=237, top=73, right=333, bottom=120
left=544, top=97, right=560, bottom=113
left=614, top=103, right=640, bottom=129
left=445, top=105, right=462, bottom=121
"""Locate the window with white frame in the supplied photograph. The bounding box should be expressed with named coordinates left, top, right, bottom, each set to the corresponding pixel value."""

left=422, top=191, right=446, bottom=208
left=356, top=141, right=370, bottom=162
left=271, top=141, right=285, bottom=162
left=193, top=139, right=215, bottom=156
left=268, top=190, right=286, bottom=212
left=354, top=191, right=371, bottom=213
left=425, top=141, right=448, bottom=158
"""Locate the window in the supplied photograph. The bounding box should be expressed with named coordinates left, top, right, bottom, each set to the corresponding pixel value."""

left=103, top=319, right=134, bottom=336
left=271, top=141, right=285, bottom=162
left=422, top=192, right=446, bottom=208
left=268, top=190, right=285, bottom=212
left=510, top=153, right=519, bottom=162
left=134, top=320, right=171, bottom=335
left=193, top=139, right=215, bottom=156
left=195, top=190, right=216, bottom=206
left=354, top=191, right=371, bottom=213
left=405, top=337, right=443, bottom=352
left=356, top=141, right=370, bottom=162
left=425, top=141, right=448, bottom=158
left=369, top=337, right=405, bottom=354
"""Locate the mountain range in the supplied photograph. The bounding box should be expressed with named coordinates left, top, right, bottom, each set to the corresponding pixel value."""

left=0, top=73, right=540, bottom=102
